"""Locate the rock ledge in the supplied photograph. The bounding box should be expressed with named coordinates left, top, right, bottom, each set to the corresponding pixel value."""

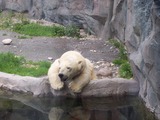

left=0, top=72, right=139, bottom=97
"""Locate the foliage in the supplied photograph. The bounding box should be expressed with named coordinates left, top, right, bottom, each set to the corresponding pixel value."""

left=109, top=39, right=133, bottom=79
left=0, top=52, right=51, bottom=77
left=0, top=11, right=14, bottom=29
left=65, top=25, right=81, bottom=38
left=51, top=25, right=66, bottom=37
left=112, top=59, right=127, bottom=66
left=119, top=62, right=133, bottom=79
left=109, top=39, right=128, bottom=60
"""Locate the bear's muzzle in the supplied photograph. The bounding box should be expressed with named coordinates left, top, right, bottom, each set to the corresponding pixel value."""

left=58, top=73, right=68, bottom=81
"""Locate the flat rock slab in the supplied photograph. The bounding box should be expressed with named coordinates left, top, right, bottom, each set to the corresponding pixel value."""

left=0, top=72, right=139, bottom=97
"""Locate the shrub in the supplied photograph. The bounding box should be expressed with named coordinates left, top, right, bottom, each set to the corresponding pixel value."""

left=65, top=25, right=80, bottom=38
left=119, top=62, right=133, bottom=79
left=0, top=16, right=13, bottom=29
left=52, top=26, right=65, bottom=36
left=109, top=39, right=127, bottom=60
left=112, top=59, right=127, bottom=66
left=109, top=39, right=133, bottom=79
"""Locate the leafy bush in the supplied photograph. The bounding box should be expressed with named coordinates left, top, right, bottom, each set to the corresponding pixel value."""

left=65, top=25, right=81, bottom=38
left=112, top=59, right=127, bottom=66
left=0, top=12, right=14, bottom=29
left=0, top=52, right=51, bottom=77
left=109, top=39, right=128, bottom=60
left=119, top=62, right=133, bottom=79
left=109, top=39, right=133, bottom=79
left=52, top=26, right=65, bottom=36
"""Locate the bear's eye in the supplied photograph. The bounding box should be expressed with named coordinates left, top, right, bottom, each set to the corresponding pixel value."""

left=67, top=67, right=72, bottom=71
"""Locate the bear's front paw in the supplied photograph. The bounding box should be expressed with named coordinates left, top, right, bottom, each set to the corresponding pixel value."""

left=69, top=82, right=81, bottom=93
left=51, top=82, right=64, bottom=90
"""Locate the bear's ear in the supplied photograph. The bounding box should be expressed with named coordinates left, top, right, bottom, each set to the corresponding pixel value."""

left=78, top=61, right=84, bottom=70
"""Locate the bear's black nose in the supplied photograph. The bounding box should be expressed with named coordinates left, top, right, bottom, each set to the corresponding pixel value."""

left=58, top=73, right=64, bottom=79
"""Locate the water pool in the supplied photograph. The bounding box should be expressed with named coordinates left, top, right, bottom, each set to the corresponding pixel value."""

left=0, top=96, right=157, bottom=120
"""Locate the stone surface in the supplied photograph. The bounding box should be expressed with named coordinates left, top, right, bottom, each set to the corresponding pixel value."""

left=0, top=72, right=139, bottom=97
left=2, top=38, right=12, bottom=45
left=48, top=57, right=53, bottom=61
left=0, top=72, right=50, bottom=96
left=97, top=68, right=113, bottom=77
left=94, top=61, right=119, bottom=78
left=82, top=78, right=139, bottom=97
left=5, top=0, right=31, bottom=12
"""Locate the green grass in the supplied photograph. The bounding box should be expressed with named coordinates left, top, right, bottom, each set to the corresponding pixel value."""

left=109, top=39, right=133, bottom=79
left=13, top=23, right=66, bottom=37
left=0, top=52, right=51, bottom=77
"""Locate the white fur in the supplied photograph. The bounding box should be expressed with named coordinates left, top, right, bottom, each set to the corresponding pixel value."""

left=48, top=51, right=97, bottom=93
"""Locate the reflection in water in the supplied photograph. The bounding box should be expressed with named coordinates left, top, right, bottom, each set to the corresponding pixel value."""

left=0, top=96, right=157, bottom=120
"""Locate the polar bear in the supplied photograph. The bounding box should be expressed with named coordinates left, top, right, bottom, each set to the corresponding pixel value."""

left=48, top=51, right=97, bottom=93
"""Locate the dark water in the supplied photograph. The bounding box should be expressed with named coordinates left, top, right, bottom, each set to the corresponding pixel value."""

left=0, top=96, right=157, bottom=120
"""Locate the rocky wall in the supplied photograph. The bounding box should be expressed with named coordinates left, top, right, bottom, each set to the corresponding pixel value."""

left=82, top=0, right=160, bottom=119
left=0, top=0, right=110, bottom=36
left=110, top=0, right=160, bottom=118
left=128, top=0, right=160, bottom=118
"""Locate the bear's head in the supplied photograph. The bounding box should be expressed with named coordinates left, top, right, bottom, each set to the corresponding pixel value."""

left=58, top=51, right=86, bottom=82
